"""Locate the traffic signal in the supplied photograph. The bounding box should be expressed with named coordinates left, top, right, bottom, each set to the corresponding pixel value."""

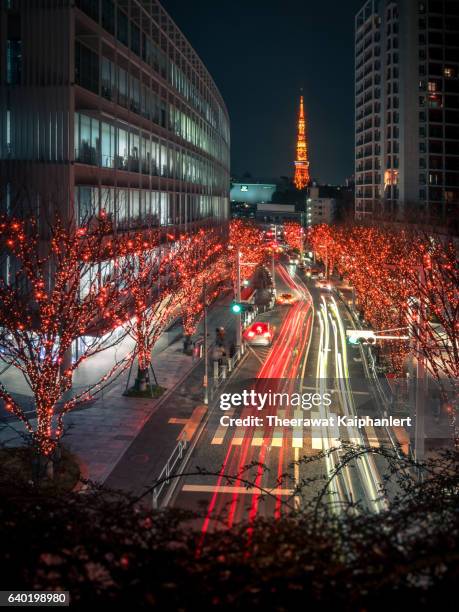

left=230, top=302, right=254, bottom=314
left=230, top=302, right=242, bottom=314
left=346, top=330, right=377, bottom=345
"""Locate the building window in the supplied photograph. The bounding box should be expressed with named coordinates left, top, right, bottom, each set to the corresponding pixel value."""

left=130, top=22, right=140, bottom=56
left=75, top=42, right=99, bottom=94
left=76, top=0, right=99, bottom=22
left=117, top=8, right=129, bottom=47
left=444, top=66, right=456, bottom=78
left=102, top=0, right=115, bottom=35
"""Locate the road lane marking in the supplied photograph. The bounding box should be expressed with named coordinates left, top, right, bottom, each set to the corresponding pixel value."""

left=329, top=412, right=340, bottom=448
left=365, top=423, right=380, bottom=447
left=292, top=410, right=304, bottom=448
left=252, top=427, right=266, bottom=446
left=179, top=405, right=207, bottom=442
left=271, top=410, right=285, bottom=447
left=182, top=484, right=295, bottom=495
left=310, top=410, right=323, bottom=450
left=231, top=426, right=245, bottom=445
left=211, top=408, right=234, bottom=445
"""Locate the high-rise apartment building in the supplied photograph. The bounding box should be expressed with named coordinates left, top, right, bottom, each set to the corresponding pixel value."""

left=0, top=0, right=230, bottom=231
left=355, top=0, right=459, bottom=224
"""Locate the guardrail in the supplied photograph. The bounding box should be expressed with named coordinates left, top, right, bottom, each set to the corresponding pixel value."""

left=150, top=344, right=246, bottom=509
left=152, top=433, right=188, bottom=509
left=209, top=346, right=243, bottom=401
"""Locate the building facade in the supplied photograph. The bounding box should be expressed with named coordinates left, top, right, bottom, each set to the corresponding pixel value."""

left=230, top=182, right=276, bottom=205
left=0, top=0, right=230, bottom=231
left=355, top=0, right=459, bottom=224
left=306, top=186, right=337, bottom=227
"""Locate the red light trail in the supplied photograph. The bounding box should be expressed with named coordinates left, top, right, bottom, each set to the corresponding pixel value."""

left=198, top=264, right=313, bottom=543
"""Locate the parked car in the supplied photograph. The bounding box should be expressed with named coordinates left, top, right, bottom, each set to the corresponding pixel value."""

left=243, top=322, right=274, bottom=346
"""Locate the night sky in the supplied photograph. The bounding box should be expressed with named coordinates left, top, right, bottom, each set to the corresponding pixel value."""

left=160, top=0, right=364, bottom=185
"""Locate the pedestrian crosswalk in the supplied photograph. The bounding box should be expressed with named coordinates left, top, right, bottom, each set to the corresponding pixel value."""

left=209, top=418, right=389, bottom=450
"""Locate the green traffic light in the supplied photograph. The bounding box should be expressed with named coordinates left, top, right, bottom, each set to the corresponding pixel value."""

left=231, top=302, right=242, bottom=314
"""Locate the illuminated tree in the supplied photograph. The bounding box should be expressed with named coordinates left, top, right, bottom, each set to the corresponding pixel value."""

left=121, top=231, right=181, bottom=394
left=309, top=224, right=459, bottom=394
left=406, top=235, right=459, bottom=425
left=123, top=229, right=228, bottom=390
left=283, top=221, right=304, bottom=253
left=0, top=213, right=132, bottom=458
left=228, top=219, right=266, bottom=287
left=177, top=231, right=228, bottom=353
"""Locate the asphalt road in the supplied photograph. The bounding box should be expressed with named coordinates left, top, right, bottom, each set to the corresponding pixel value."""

left=170, top=264, right=406, bottom=535
left=170, top=263, right=316, bottom=533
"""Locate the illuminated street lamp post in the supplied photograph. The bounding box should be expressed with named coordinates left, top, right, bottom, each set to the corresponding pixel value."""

left=236, top=247, right=242, bottom=352
left=203, top=282, right=209, bottom=405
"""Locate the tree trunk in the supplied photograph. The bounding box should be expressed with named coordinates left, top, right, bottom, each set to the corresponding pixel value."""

left=134, top=365, right=149, bottom=392
left=183, top=334, right=193, bottom=355
left=32, top=452, right=54, bottom=481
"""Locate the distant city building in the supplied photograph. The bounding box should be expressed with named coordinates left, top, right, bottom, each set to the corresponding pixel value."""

left=306, top=186, right=337, bottom=226
left=230, top=182, right=276, bottom=219
left=355, top=0, right=459, bottom=224
left=255, top=203, right=305, bottom=225
left=230, top=183, right=277, bottom=204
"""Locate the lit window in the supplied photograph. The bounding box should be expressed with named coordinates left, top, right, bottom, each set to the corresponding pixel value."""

left=384, top=169, right=398, bottom=187
left=444, top=67, right=455, bottom=78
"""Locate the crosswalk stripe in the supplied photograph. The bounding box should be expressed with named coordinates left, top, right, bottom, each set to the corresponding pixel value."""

left=329, top=412, right=340, bottom=448
left=251, top=427, right=265, bottom=446
left=292, top=410, right=304, bottom=448
left=271, top=410, right=285, bottom=447
left=311, top=411, right=323, bottom=450
left=365, top=423, right=380, bottom=448
left=211, top=409, right=234, bottom=445
left=231, top=426, right=245, bottom=445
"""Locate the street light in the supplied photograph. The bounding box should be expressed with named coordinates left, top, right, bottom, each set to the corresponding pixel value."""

left=203, top=283, right=209, bottom=405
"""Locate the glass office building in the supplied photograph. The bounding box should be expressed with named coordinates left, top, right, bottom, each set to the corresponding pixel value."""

left=0, top=0, right=230, bottom=231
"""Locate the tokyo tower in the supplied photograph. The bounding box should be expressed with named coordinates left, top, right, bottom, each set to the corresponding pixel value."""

left=293, top=94, right=311, bottom=190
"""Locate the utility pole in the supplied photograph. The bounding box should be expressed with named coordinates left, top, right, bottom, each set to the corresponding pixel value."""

left=236, top=247, right=242, bottom=353
left=203, top=283, right=209, bottom=405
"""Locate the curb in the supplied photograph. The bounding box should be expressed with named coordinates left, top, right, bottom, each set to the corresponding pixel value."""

left=161, top=349, right=250, bottom=509
left=100, top=350, right=207, bottom=485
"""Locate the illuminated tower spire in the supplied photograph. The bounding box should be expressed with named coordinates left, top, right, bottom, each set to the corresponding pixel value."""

left=293, top=94, right=310, bottom=190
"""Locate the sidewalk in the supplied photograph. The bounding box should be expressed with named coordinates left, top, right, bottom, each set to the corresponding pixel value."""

left=0, top=294, right=236, bottom=484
